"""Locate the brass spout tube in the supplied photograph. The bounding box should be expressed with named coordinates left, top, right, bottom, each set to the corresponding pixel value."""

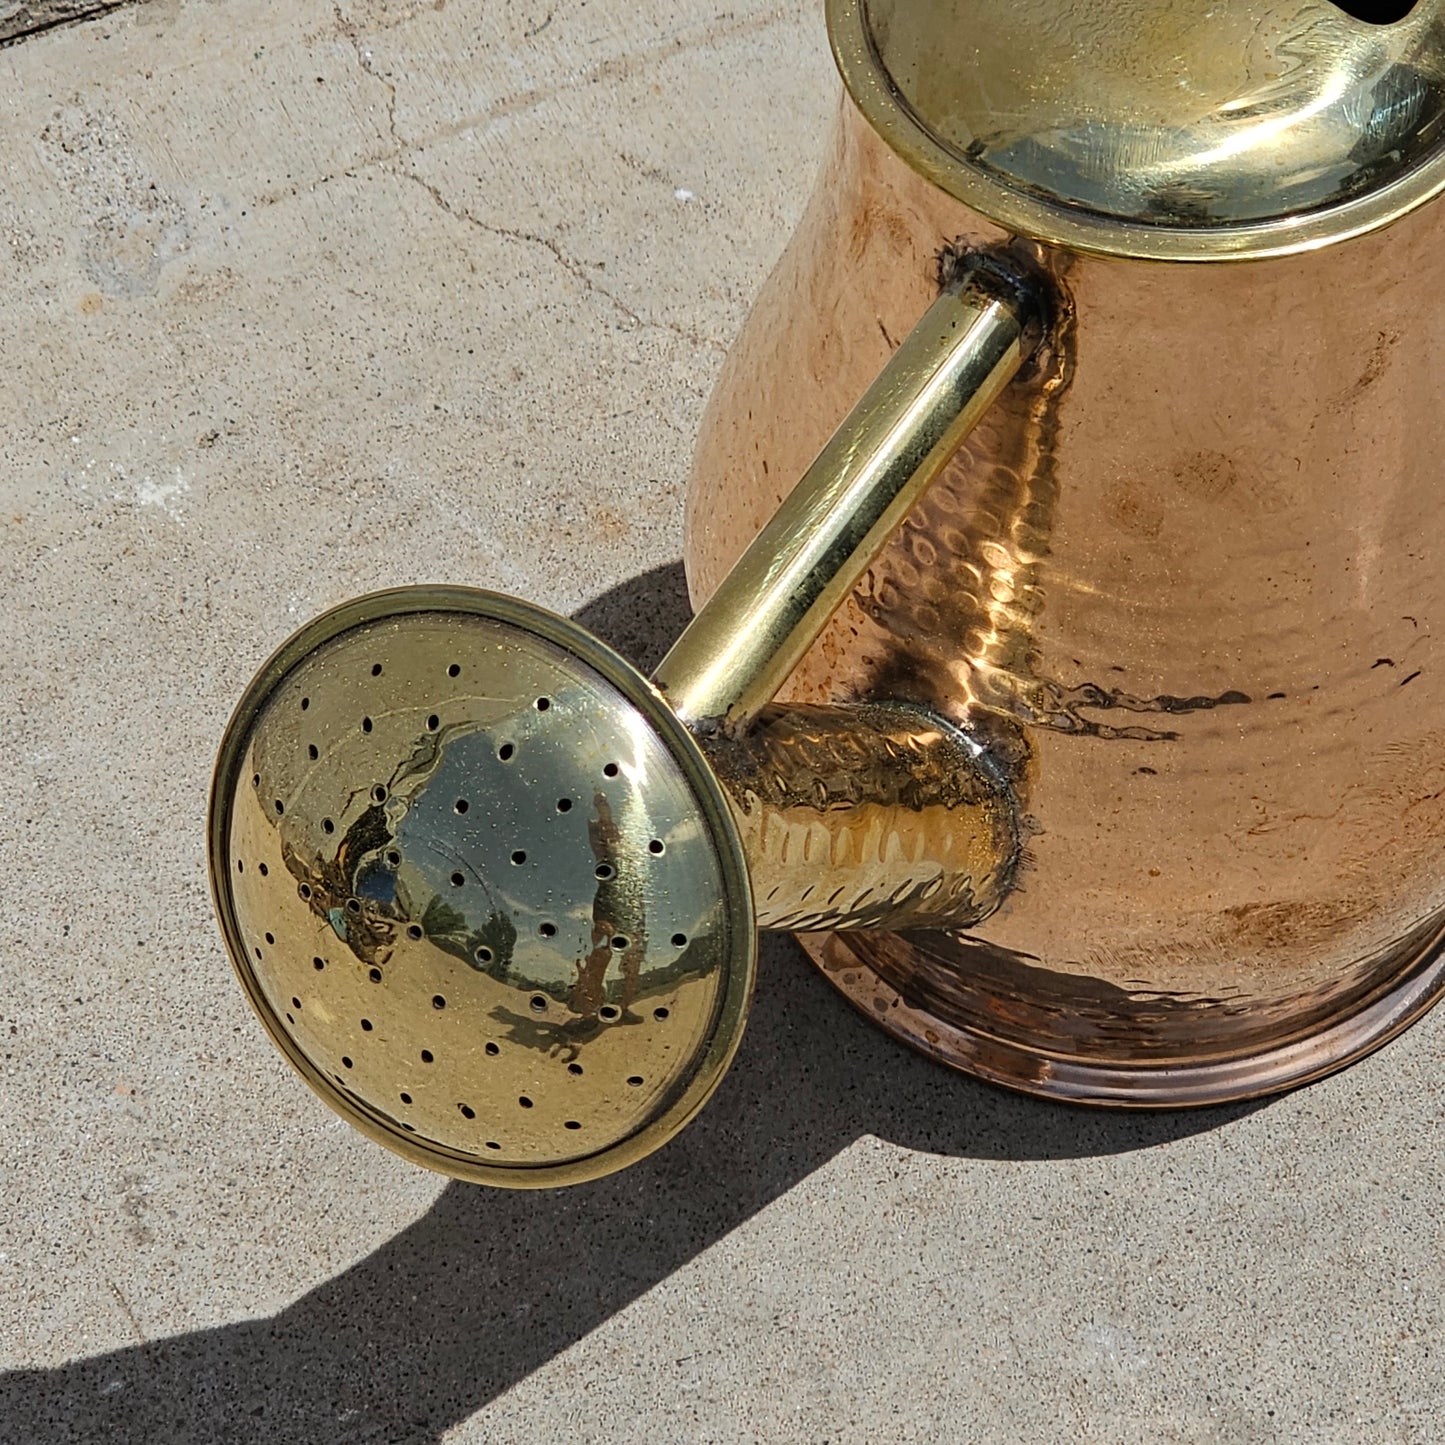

left=655, top=255, right=1044, bottom=731
left=700, top=701, right=1019, bottom=931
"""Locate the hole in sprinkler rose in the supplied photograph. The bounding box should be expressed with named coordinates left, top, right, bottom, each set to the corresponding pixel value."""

left=274, top=799, right=285, bottom=815
left=420, top=1049, right=433, bottom=1063
left=454, top=798, right=469, bottom=815
left=450, top=871, right=465, bottom=887
left=361, top=1019, right=373, bottom=1032
left=361, top=717, right=373, bottom=734
left=307, top=744, right=319, bottom=760
left=599, top=1004, right=620, bottom=1022
left=485, top=1042, right=499, bottom=1056
left=498, top=743, right=515, bottom=762
left=511, top=850, right=527, bottom=866
left=426, top=713, right=440, bottom=732
left=603, top=762, right=619, bottom=778
left=346, top=898, right=362, bottom=915
left=568, top=1063, right=584, bottom=1076
left=291, top=997, right=300, bottom=1010
left=300, top=697, right=309, bottom=712
left=402, top=1123, right=416, bottom=1132
left=322, top=818, right=335, bottom=835
left=649, top=839, right=665, bottom=855
left=447, top=663, right=460, bottom=678
left=627, top=1075, right=644, bottom=1087
left=432, top=995, right=447, bottom=1010
left=611, top=935, right=629, bottom=951
left=539, top=922, right=556, bottom=938
left=530, top=995, right=547, bottom=1013
left=253, top=946, right=262, bottom=961
left=299, top=883, right=312, bottom=900
left=557, top=797, right=572, bottom=813
left=286, top=1013, right=294, bottom=1024
left=654, top=1007, right=670, bottom=1021
left=386, top=849, right=401, bottom=866
left=236, top=859, right=244, bottom=873
left=400, top=1092, right=412, bottom=1105
left=371, top=663, right=383, bottom=676
left=595, top=863, right=614, bottom=881
left=564, top=1120, right=581, bottom=1130
left=342, top=1056, right=353, bottom=1068
left=258, top=862, right=269, bottom=876
left=459, top=1104, right=475, bottom=1119
left=486, top=1141, right=501, bottom=1150
left=371, top=784, right=387, bottom=803
left=475, top=945, right=493, bottom=964
left=671, top=933, right=688, bottom=948
left=369, top=968, right=382, bottom=983
left=535, top=696, right=551, bottom=712
left=407, top=924, right=423, bottom=941
left=252, top=773, right=261, bottom=788
left=518, top=1096, right=533, bottom=1109
left=313, top=956, right=325, bottom=971
left=265, top=932, right=275, bottom=945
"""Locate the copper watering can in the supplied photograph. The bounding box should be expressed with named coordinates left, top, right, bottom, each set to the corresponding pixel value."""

left=209, top=0, right=1445, bottom=1186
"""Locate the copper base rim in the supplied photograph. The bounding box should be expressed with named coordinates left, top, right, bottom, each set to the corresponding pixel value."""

left=800, top=930, right=1445, bottom=1108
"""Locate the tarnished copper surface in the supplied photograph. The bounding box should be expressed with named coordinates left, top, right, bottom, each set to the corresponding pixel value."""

left=686, top=98, right=1445, bottom=1102
left=701, top=702, right=1018, bottom=931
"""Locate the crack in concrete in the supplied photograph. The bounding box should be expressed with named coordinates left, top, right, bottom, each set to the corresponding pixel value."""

left=331, top=0, right=724, bottom=354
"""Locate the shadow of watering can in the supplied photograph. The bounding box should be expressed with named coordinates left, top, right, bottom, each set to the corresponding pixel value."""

left=208, top=0, right=1445, bottom=1185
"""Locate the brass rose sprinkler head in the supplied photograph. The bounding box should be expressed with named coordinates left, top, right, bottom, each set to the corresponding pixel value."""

left=209, top=257, right=1043, bottom=1186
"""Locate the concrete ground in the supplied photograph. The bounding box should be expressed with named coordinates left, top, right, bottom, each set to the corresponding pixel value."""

left=1, top=1, right=1442, bottom=1440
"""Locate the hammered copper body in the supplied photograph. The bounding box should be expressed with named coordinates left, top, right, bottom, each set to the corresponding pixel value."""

left=687, top=98, right=1445, bottom=1104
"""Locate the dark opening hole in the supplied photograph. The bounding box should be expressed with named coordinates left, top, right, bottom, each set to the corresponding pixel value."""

left=529, top=994, right=547, bottom=1012
left=535, top=697, right=553, bottom=714
left=602, top=762, right=619, bottom=778
left=595, top=863, right=614, bottom=881
left=236, top=859, right=243, bottom=873
left=273, top=798, right=285, bottom=815
left=252, top=773, right=261, bottom=788
left=497, top=743, right=514, bottom=762
left=407, top=924, right=423, bottom=941
left=361, top=717, right=373, bottom=734
left=420, top=1049, right=433, bottom=1063
left=307, top=743, right=319, bottom=760
left=258, top=862, right=268, bottom=876
left=485, top=1042, right=500, bottom=1056
left=432, top=995, right=447, bottom=1010
left=426, top=713, right=440, bottom=732
left=454, top=798, right=469, bottom=815
left=360, top=1018, right=373, bottom=1031
left=253, top=946, right=262, bottom=961
left=371, top=662, right=383, bottom=676
left=459, top=1104, right=475, bottom=1119
left=346, top=898, right=362, bottom=915
left=654, top=1007, right=670, bottom=1021
left=671, top=932, right=688, bottom=948
left=370, top=784, right=387, bottom=803
left=450, top=871, right=465, bottom=887
left=485, top=1141, right=501, bottom=1150
left=518, top=1096, right=533, bottom=1109
left=400, top=1092, right=412, bottom=1104
left=313, top=956, right=325, bottom=971
left=265, top=932, right=275, bottom=945
left=299, top=883, right=312, bottom=900
left=648, top=839, right=664, bottom=855
left=475, top=945, right=494, bottom=964
left=1329, top=0, right=1417, bottom=21
left=564, top=1120, right=581, bottom=1130
left=511, top=850, right=527, bottom=865
left=286, top=1013, right=294, bottom=1024
left=322, top=818, right=335, bottom=835
left=611, top=935, right=629, bottom=951
left=300, top=697, right=310, bottom=711
left=386, top=849, right=401, bottom=866
left=291, top=996, right=300, bottom=1010
left=556, top=797, right=572, bottom=813
left=539, top=922, right=557, bottom=938
left=341, top=1056, right=353, bottom=1068
left=627, top=1076, right=644, bottom=1087
left=568, top=1063, right=584, bottom=1076
left=369, top=968, right=382, bottom=983
left=402, top=1124, right=416, bottom=1132
left=447, top=663, right=461, bottom=677
left=599, top=1004, right=620, bottom=1022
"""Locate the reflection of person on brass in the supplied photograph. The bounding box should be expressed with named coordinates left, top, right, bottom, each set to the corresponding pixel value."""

left=572, top=789, right=646, bottom=1018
